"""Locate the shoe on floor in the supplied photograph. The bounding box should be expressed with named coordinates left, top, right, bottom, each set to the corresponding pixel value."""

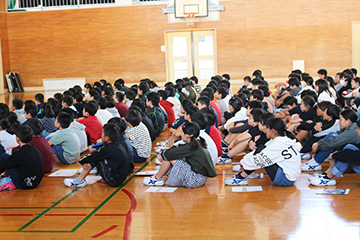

left=301, top=158, right=322, bottom=171
left=232, top=164, right=241, bottom=172
left=154, top=146, right=169, bottom=153
left=309, top=175, right=336, bottom=186
left=64, top=178, right=87, bottom=188
left=154, top=158, right=162, bottom=165
left=221, top=152, right=232, bottom=159
left=300, top=152, right=311, bottom=159
left=143, top=175, right=165, bottom=186
left=308, top=173, right=326, bottom=181
left=156, top=140, right=168, bottom=147
left=224, top=176, right=248, bottom=186
left=217, top=157, right=232, bottom=164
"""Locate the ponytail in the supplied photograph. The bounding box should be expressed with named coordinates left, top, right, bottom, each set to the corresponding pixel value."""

left=268, top=118, right=297, bottom=141
left=182, top=122, right=202, bottom=151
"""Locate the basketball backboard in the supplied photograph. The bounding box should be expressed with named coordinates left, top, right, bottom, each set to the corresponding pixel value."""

left=174, top=0, right=208, bottom=18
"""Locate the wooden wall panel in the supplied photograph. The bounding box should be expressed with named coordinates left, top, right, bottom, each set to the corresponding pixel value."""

left=4, top=0, right=360, bottom=87
left=0, top=12, right=10, bottom=88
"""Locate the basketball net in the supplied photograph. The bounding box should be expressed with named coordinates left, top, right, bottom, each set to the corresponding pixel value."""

left=184, top=13, right=196, bottom=26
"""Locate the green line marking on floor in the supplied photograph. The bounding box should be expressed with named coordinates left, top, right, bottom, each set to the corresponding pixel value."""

left=17, top=188, right=80, bottom=232
left=70, top=154, right=157, bottom=232
left=0, top=153, right=157, bottom=233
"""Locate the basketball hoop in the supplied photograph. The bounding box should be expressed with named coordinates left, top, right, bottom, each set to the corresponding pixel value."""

left=184, top=12, right=196, bottom=26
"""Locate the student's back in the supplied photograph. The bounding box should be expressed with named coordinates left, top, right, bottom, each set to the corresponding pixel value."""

left=2, top=144, right=44, bottom=189
left=30, top=135, right=55, bottom=173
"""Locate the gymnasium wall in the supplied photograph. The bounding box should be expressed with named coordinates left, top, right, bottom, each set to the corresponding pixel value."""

left=2, top=0, right=360, bottom=88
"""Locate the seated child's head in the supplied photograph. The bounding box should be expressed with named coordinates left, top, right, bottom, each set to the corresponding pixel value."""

left=83, top=102, right=98, bottom=117
left=125, top=109, right=142, bottom=128
left=114, top=92, right=124, bottom=104
left=27, top=118, right=44, bottom=136
left=84, top=83, right=92, bottom=93
left=283, top=96, right=298, bottom=111
left=15, top=125, right=33, bottom=144
left=55, top=112, right=73, bottom=129
left=248, top=108, right=265, bottom=127
left=214, top=87, right=228, bottom=100
left=98, top=97, right=108, bottom=110
left=288, top=77, right=300, bottom=89
left=181, top=122, right=201, bottom=148
left=199, top=107, right=217, bottom=126
left=259, top=112, right=275, bottom=133
left=124, top=90, right=136, bottom=102
left=138, top=82, right=150, bottom=96
left=322, top=104, right=341, bottom=121
left=24, top=100, right=38, bottom=119
left=351, top=77, right=360, bottom=89
left=146, top=92, right=160, bottom=108
left=303, top=76, right=314, bottom=87
left=243, top=76, right=252, bottom=87
left=228, top=97, right=243, bottom=113
left=190, top=76, right=199, bottom=85
left=317, top=68, right=327, bottom=79
left=74, top=93, right=84, bottom=104
left=300, top=89, right=318, bottom=102
left=102, top=123, right=120, bottom=143
left=35, top=93, right=44, bottom=104
left=165, top=86, right=176, bottom=98
left=334, top=72, right=341, bottom=84
left=300, top=96, right=315, bottom=112
left=12, top=99, right=23, bottom=110
left=190, top=112, right=208, bottom=130
left=62, top=95, right=74, bottom=108
left=108, top=117, right=127, bottom=133
left=339, top=109, right=358, bottom=130
left=0, top=112, right=20, bottom=134
left=222, top=74, right=230, bottom=81
left=158, top=90, right=168, bottom=101
left=249, top=89, right=264, bottom=101
left=0, top=103, right=10, bottom=117
left=89, top=88, right=101, bottom=101
left=184, top=102, right=198, bottom=121
left=246, top=100, right=263, bottom=116
left=196, top=96, right=210, bottom=110
left=316, top=101, right=332, bottom=117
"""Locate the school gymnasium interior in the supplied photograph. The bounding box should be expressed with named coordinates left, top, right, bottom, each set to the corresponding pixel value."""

left=1, top=0, right=360, bottom=239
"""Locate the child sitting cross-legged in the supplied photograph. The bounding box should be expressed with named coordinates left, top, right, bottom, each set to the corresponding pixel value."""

left=143, top=122, right=217, bottom=188
left=0, top=125, right=44, bottom=189
left=225, top=118, right=301, bottom=187
left=64, top=123, right=132, bottom=188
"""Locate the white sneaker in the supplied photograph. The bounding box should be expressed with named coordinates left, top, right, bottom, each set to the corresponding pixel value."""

left=309, top=175, right=336, bottom=186
left=154, top=158, right=162, bottom=165
left=232, top=164, right=241, bottom=172
left=143, top=175, right=165, bottom=186
left=217, top=157, right=232, bottom=164
left=224, top=176, right=248, bottom=186
left=307, top=173, right=326, bottom=181
left=154, top=166, right=161, bottom=170
left=300, top=152, right=311, bottom=159
left=64, top=178, right=87, bottom=188
left=156, top=140, right=168, bottom=147
left=154, top=146, right=169, bottom=153
left=77, top=167, right=97, bottom=174
left=301, top=158, right=322, bottom=171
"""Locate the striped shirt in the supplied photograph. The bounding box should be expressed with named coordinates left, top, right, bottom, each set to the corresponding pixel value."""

left=126, top=122, right=151, bottom=158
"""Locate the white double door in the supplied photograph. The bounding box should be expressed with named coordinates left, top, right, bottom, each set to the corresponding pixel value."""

left=166, top=29, right=217, bottom=85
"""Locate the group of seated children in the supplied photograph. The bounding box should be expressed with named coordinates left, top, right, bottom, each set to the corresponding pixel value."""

left=1, top=68, right=360, bottom=191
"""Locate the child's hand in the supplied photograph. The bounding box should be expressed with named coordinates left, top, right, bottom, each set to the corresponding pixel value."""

left=5, top=145, right=18, bottom=150
left=218, top=125, right=225, bottom=131
left=88, top=146, right=95, bottom=152
left=248, top=141, right=256, bottom=151
left=314, top=122, right=322, bottom=132
left=157, top=154, right=164, bottom=163
left=312, top=142, right=319, bottom=152
left=226, top=122, right=235, bottom=130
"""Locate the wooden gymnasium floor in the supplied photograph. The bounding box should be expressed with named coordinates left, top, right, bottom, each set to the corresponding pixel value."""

left=1, top=91, right=360, bottom=240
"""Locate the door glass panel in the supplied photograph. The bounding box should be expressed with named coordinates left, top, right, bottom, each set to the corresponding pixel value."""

left=174, top=61, right=188, bottom=79
left=173, top=37, right=187, bottom=57
left=198, top=36, right=214, bottom=56
left=199, top=60, right=214, bottom=80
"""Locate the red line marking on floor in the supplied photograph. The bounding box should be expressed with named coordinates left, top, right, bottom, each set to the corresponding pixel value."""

left=93, top=214, right=127, bottom=216
left=91, top=225, right=118, bottom=238
left=122, top=189, right=137, bottom=240
left=0, top=214, right=33, bottom=216
left=44, top=214, right=87, bottom=216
